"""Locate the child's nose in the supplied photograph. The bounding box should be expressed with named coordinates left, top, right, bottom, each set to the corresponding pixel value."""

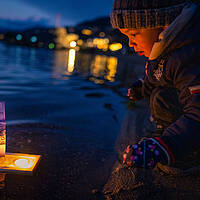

left=129, top=40, right=137, bottom=48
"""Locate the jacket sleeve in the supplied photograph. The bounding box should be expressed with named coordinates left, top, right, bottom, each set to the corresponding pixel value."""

left=158, top=52, right=200, bottom=163
left=142, top=75, right=157, bottom=99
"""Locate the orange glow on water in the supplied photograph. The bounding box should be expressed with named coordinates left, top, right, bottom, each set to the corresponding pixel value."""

left=106, top=57, right=118, bottom=82
left=68, top=49, right=76, bottom=72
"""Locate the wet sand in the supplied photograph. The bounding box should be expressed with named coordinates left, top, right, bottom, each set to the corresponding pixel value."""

left=3, top=123, right=115, bottom=200
left=1, top=99, right=152, bottom=200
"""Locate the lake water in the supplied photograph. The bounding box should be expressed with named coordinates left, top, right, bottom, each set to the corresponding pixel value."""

left=0, top=43, right=145, bottom=199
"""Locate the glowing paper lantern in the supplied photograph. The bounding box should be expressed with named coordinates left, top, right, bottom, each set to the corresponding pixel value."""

left=14, top=158, right=29, bottom=168
left=0, top=102, right=41, bottom=175
left=0, top=153, right=41, bottom=175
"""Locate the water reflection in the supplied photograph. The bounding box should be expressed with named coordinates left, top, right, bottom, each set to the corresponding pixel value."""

left=91, top=55, right=107, bottom=77
left=106, top=57, right=118, bottom=82
left=15, top=47, right=22, bottom=65
left=52, top=49, right=118, bottom=83
left=52, top=50, right=68, bottom=79
left=67, top=49, right=76, bottom=73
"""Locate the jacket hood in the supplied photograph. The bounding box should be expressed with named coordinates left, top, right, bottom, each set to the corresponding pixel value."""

left=149, top=2, right=200, bottom=60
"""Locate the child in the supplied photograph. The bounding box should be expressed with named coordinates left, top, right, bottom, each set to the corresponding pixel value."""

left=110, top=0, right=200, bottom=170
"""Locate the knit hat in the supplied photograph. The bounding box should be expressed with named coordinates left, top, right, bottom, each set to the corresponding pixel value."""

left=110, top=0, right=187, bottom=29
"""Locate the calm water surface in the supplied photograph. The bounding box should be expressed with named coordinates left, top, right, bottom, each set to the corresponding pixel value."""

left=0, top=43, right=144, bottom=128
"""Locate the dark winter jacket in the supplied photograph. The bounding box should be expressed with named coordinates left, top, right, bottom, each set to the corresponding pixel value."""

left=142, top=3, right=200, bottom=163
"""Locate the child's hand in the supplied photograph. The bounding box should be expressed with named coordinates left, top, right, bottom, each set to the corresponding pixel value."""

left=127, top=79, right=143, bottom=101
left=122, top=138, right=170, bottom=169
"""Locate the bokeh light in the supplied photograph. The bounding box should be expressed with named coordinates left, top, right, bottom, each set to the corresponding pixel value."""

left=70, top=41, right=77, bottom=48
left=16, top=34, right=22, bottom=41
left=30, top=36, right=38, bottom=43
left=109, top=43, right=123, bottom=51
left=49, top=43, right=55, bottom=49
left=99, top=32, right=105, bottom=37
left=82, top=29, right=92, bottom=35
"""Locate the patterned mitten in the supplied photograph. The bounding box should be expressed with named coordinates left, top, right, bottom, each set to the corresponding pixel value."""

left=127, top=79, right=143, bottom=101
left=122, top=138, right=173, bottom=169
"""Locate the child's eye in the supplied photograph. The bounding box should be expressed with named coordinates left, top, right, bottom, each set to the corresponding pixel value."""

left=130, top=33, right=137, bottom=37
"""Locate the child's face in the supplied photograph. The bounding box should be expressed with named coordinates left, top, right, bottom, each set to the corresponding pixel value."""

left=119, top=28, right=164, bottom=57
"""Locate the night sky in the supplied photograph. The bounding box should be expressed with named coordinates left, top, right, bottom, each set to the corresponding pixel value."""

left=0, top=0, right=114, bottom=27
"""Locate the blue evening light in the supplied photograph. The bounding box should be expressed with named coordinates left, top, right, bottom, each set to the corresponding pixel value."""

left=30, top=36, right=38, bottom=43
left=16, top=34, right=22, bottom=41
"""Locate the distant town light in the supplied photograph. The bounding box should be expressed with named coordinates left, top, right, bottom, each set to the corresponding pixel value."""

left=0, top=34, right=4, bottom=40
left=16, top=34, right=22, bottom=41
left=87, top=39, right=94, bottom=48
left=93, top=38, right=109, bottom=50
left=30, top=36, right=38, bottom=43
left=93, top=38, right=109, bottom=45
left=109, top=43, right=123, bottom=51
left=70, top=41, right=77, bottom=48
left=49, top=43, right=55, bottom=49
left=104, top=38, right=109, bottom=43
left=99, top=32, right=105, bottom=37
left=82, top=29, right=92, bottom=35
left=77, top=39, right=83, bottom=46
